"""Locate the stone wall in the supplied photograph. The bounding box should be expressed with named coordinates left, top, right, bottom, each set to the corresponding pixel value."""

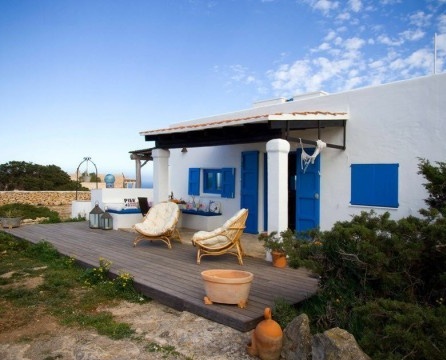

left=0, top=191, right=91, bottom=206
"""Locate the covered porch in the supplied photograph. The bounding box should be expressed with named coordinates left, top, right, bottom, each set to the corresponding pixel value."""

left=132, top=107, right=348, bottom=234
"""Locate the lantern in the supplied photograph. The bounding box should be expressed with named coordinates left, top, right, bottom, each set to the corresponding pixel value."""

left=101, top=211, right=113, bottom=230
left=89, top=202, right=104, bottom=229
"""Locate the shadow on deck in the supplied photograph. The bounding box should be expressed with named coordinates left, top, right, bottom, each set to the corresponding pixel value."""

left=3, top=222, right=318, bottom=332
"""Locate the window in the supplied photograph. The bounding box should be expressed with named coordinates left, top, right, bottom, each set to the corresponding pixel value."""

left=203, top=169, right=222, bottom=194
left=188, top=168, right=235, bottom=198
left=351, top=163, right=399, bottom=208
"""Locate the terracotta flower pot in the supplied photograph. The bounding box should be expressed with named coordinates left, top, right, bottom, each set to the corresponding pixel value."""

left=271, top=251, right=287, bottom=268
left=201, top=269, right=254, bottom=308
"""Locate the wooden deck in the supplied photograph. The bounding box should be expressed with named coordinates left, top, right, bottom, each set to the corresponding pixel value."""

left=3, top=222, right=318, bottom=332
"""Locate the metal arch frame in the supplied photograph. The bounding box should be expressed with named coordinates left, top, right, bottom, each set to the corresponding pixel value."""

left=75, top=157, right=98, bottom=200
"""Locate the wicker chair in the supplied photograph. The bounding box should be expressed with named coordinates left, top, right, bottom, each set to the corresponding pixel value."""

left=191, top=208, right=248, bottom=265
left=133, top=202, right=181, bottom=249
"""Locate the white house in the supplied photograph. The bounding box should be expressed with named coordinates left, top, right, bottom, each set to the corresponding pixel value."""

left=136, top=73, right=446, bottom=236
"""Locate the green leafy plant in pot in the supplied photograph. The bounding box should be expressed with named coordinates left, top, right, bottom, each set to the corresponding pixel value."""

left=258, top=231, right=291, bottom=268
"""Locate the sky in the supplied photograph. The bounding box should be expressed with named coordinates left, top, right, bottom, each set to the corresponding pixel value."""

left=0, top=0, right=445, bottom=181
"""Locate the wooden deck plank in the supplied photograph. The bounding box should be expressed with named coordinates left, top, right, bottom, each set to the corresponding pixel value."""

left=3, top=222, right=318, bottom=332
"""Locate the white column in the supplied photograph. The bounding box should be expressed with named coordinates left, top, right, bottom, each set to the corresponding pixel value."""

left=152, top=149, right=170, bottom=204
left=266, top=139, right=290, bottom=234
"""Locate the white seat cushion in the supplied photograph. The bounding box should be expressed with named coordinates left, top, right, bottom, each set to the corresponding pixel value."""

left=221, top=209, right=246, bottom=229
left=192, top=208, right=247, bottom=247
left=134, top=202, right=179, bottom=236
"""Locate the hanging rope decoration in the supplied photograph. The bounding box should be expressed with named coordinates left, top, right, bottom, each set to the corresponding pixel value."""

left=299, top=138, right=327, bottom=173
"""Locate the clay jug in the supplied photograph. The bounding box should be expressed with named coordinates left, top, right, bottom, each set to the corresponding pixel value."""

left=247, top=307, right=283, bottom=360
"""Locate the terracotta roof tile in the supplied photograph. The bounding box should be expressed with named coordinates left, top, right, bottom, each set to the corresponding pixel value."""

left=140, top=111, right=348, bottom=136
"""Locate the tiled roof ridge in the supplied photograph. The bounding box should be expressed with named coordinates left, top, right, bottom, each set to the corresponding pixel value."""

left=141, top=111, right=347, bottom=135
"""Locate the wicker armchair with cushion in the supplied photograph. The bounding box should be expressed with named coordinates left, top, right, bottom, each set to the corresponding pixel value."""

left=133, top=202, right=181, bottom=249
left=191, top=208, right=248, bottom=265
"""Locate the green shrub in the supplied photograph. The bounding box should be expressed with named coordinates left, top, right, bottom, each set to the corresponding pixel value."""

left=272, top=297, right=298, bottom=329
left=0, top=203, right=61, bottom=223
left=353, top=299, right=446, bottom=360
left=287, top=159, right=446, bottom=359
left=24, top=240, right=61, bottom=263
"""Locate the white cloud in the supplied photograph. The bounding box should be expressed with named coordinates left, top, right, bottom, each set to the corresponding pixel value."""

left=349, top=0, right=362, bottom=12
left=304, top=0, right=340, bottom=15
left=436, top=33, right=446, bottom=53
left=245, top=75, right=256, bottom=84
left=318, top=42, right=331, bottom=51
left=369, top=59, right=384, bottom=69
left=438, top=14, right=446, bottom=33
left=409, top=11, right=432, bottom=28
left=406, top=48, right=434, bottom=71
left=221, top=64, right=264, bottom=92
left=343, top=37, right=366, bottom=51
left=337, top=12, right=351, bottom=21
left=344, top=76, right=363, bottom=89
left=435, top=33, right=446, bottom=73
left=377, top=34, right=404, bottom=46
left=227, top=65, right=255, bottom=83
left=324, top=30, right=337, bottom=41
left=333, top=36, right=343, bottom=46
left=400, top=29, right=425, bottom=42
left=249, top=0, right=445, bottom=98
left=267, top=45, right=366, bottom=94
left=379, top=0, right=402, bottom=5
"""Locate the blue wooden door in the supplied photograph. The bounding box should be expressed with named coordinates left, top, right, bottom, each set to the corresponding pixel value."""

left=296, top=148, right=321, bottom=232
left=241, top=151, right=259, bottom=234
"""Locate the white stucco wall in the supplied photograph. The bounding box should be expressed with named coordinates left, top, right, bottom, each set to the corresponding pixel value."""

left=162, top=73, right=446, bottom=232
left=91, top=188, right=154, bottom=210
left=285, top=74, right=446, bottom=230
left=169, top=142, right=267, bottom=228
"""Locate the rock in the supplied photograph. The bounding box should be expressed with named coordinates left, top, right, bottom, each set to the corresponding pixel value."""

left=281, top=314, right=312, bottom=360
left=312, top=327, right=370, bottom=360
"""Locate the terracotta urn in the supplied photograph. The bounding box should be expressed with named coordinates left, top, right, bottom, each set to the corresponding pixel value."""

left=247, top=307, right=283, bottom=360
left=201, top=269, right=254, bottom=309
left=271, top=250, right=287, bottom=268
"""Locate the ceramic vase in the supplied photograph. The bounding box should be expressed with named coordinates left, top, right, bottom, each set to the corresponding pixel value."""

left=247, top=307, right=283, bottom=360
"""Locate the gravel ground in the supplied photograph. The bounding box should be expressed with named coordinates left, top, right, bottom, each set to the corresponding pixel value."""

left=0, top=300, right=256, bottom=360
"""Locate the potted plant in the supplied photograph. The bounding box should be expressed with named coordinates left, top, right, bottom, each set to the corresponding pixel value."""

left=258, top=231, right=291, bottom=268
left=0, top=208, right=23, bottom=229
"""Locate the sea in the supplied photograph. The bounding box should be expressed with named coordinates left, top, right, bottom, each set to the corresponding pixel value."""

left=141, top=181, right=153, bottom=189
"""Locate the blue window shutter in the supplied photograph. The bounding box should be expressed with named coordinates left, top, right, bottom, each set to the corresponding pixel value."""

left=188, top=168, right=200, bottom=196
left=351, top=165, right=374, bottom=205
left=222, top=168, right=235, bottom=198
left=351, top=164, right=398, bottom=208
left=375, top=164, right=399, bottom=207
